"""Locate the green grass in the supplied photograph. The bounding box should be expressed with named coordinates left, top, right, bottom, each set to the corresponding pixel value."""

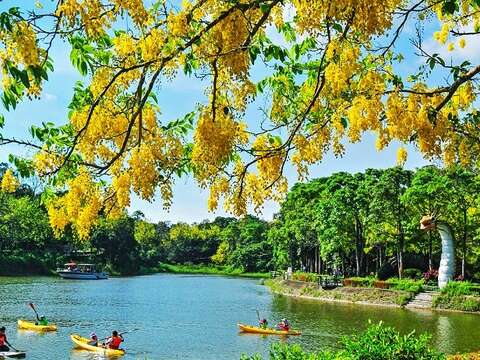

left=431, top=281, right=480, bottom=312
left=343, top=276, right=424, bottom=294
left=386, top=278, right=424, bottom=293
left=148, top=263, right=270, bottom=279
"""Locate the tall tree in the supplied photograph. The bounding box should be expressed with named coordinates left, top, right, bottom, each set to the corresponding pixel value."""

left=370, top=167, right=413, bottom=278
left=0, top=2, right=479, bottom=238
left=402, top=166, right=453, bottom=271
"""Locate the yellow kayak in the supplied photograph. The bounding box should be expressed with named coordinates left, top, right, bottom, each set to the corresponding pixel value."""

left=17, top=320, right=57, bottom=332
left=238, top=323, right=301, bottom=336
left=70, top=334, right=126, bottom=357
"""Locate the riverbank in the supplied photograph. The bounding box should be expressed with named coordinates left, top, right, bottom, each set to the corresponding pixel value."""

left=265, top=278, right=412, bottom=307
left=140, top=263, right=270, bottom=278
left=0, top=254, right=54, bottom=276
left=266, top=278, right=480, bottom=314
left=0, top=252, right=270, bottom=279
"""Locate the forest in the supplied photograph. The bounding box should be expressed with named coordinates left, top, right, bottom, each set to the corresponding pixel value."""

left=1, top=164, right=479, bottom=281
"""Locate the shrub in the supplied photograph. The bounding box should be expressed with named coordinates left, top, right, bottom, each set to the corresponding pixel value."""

left=424, top=269, right=439, bottom=284
left=242, top=322, right=446, bottom=359
left=377, top=262, right=396, bottom=281
left=387, top=278, right=424, bottom=293
left=403, top=268, right=423, bottom=280
left=341, top=321, right=445, bottom=360
left=292, top=271, right=319, bottom=283
left=396, top=293, right=413, bottom=306
left=433, top=293, right=480, bottom=312
left=343, top=277, right=374, bottom=288
left=240, top=342, right=336, bottom=360
left=373, top=280, right=390, bottom=289
left=441, top=281, right=475, bottom=296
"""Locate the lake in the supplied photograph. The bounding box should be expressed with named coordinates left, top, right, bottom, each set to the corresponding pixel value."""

left=0, top=274, right=479, bottom=359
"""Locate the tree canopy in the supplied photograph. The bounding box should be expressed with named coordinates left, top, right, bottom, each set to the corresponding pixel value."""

left=0, top=1, right=480, bottom=237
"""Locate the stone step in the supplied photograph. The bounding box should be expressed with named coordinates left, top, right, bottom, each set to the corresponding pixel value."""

left=404, top=291, right=439, bottom=309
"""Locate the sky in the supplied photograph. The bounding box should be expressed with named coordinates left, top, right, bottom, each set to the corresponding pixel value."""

left=0, top=1, right=478, bottom=224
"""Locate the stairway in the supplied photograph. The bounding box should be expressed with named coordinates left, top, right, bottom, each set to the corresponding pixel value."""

left=405, top=291, right=438, bottom=309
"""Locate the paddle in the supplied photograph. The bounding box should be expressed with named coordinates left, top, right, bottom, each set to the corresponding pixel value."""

left=28, top=303, right=40, bottom=322
left=5, top=340, right=24, bottom=354
left=255, top=310, right=260, bottom=322
left=98, top=328, right=140, bottom=342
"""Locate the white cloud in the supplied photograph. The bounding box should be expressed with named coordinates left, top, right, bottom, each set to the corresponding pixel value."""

left=42, top=93, right=57, bottom=101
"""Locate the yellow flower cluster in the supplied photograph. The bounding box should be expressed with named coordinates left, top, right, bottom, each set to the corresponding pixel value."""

left=433, top=24, right=450, bottom=44
left=33, top=149, right=63, bottom=176
left=138, top=29, right=166, bottom=63
left=167, top=11, right=190, bottom=38
left=57, top=0, right=112, bottom=37
left=192, top=108, right=249, bottom=184
left=47, top=168, right=102, bottom=239
left=11, top=21, right=40, bottom=67
left=325, top=41, right=361, bottom=97
left=113, top=0, right=149, bottom=28
left=293, top=0, right=402, bottom=36
left=396, top=147, right=408, bottom=166
left=113, top=33, right=136, bottom=59
left=1, top=169, right=19, bottom=193
left=0, top=21, right=43, bottom=95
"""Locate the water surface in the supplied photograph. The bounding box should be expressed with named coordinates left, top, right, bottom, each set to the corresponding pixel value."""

left=0, top=274, right=479, bottom=359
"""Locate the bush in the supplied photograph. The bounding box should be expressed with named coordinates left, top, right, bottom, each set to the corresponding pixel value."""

left=242, top=322, right=445, bottom=360
left=373, top=280, right=390, bottom=289
left=433, top=293, right=480, bottom=312
left=341, top=322, right=445, bottom=360
left=343, top=277, right=374, bottom=287
left=441, top=281, right=480, bottom=296
left=292, top=271, right=319, bottom=283
left=377, top=262, right=396, bottom=281
left=403, top=268, right=423, bottom=280
left=0, top=254, right=51, bottom=276
left=424, top=269, right=439, bottom=284
left=387, top=278, right=424, bottom=293
left=396, top=293, right=414, bottom=306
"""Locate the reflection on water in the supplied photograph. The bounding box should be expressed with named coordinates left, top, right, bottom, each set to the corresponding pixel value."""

left=0, top=275, right=479, bottom=359
left=270, top=294, right=480, bottom=354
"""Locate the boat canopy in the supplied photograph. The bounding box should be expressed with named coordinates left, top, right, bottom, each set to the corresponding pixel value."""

left=65, top=262, right=77, bottom=266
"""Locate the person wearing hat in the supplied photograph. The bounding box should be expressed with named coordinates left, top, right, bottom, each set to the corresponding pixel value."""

left=0, top=326, right=12, bottom=352
left=88, top=333, right=98, bottom=347
left=277, top=318, right=290, bottom=332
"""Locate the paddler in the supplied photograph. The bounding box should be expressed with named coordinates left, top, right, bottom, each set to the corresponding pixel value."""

left=277, top=318, right=290, bottom=332
left=259, top=318, right=268, bottom=329
left=105, top=330, right=124, bottom=350
left=35, top=316, right=49, bottom=326
left=88, top=333, right=98, bottom=347
left=0, top=326, right=12, bottom=352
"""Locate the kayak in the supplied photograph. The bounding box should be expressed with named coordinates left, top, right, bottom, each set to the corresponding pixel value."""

left=70, top=334, right=126, bottom=356
left=17, top=320, right=57, bottom=332
left=238, top=323, right=301, bottom=336
left=0, top=351, right=26, bottom=358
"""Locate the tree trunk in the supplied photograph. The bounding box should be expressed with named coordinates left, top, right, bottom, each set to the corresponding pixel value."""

left=462, top=208, right=467, bottom=278
left=428, top=230, right=433, bottom=271
left=397, top=223, right=405, bottom=279
left=354, top=217, right=364, bottom=276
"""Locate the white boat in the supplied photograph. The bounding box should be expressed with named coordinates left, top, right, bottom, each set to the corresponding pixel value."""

left=57, top=263, right=108, bottom=280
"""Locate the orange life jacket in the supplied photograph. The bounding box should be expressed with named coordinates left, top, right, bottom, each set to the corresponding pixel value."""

left=0, top=333, right=6, bottom=346
left=109, top=336, right=122, bottom=349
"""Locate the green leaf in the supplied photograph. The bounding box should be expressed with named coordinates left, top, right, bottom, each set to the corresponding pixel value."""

left=260, top=3, right=270, bottom=14
left=442, top=0, right=458, bottom=15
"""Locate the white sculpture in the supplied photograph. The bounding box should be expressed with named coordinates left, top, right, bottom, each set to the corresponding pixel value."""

left=420, top=215, right=455, bottom=289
